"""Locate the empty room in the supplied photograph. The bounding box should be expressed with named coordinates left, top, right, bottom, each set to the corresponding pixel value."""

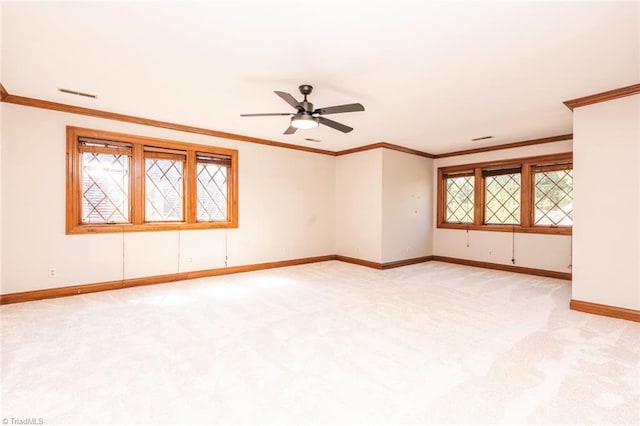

left=1, top=1, right=638, bottom=425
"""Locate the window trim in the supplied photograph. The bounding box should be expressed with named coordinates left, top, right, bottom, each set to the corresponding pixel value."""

left=437, top=152, right=572, bottom=235
left=66, top=126, right=239, bottom=234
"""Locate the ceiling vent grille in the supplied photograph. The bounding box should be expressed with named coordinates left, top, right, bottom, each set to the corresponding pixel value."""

left=58, top=88, right=97, bottom=99
left=472, top=136, right=494, bottom=141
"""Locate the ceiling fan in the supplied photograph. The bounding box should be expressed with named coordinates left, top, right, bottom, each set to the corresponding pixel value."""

left=240, top=84, right=365, bottom=134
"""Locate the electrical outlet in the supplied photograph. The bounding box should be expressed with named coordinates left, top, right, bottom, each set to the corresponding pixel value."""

left=488, top=251, right=492, bottom=257
left=48, top=268, right=56, bottom=278
left=356, top=246, right=360, bottom=254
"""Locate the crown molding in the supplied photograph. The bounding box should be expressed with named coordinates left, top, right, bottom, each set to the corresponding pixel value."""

left=1, top=83, right=575, bottom=160
left=0, top=83, right=8, bottom=101
left=563, top=83, right=640, bottom=111
left=0, top=84, right=437, bottom=158
left=335, top=142, right=434, bottom=158
left=432, top=134, right=573, bottom=159
left=0, top=85, right=336, bottom=156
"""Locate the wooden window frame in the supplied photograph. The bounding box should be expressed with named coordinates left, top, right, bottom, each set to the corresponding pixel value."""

left=531, top=163, right=573, bottom=227
left=442, top=171, right=475, bottom=224
left=195, top=152, right=233, bottom=222
left=143, top=148, right=187, bottom=223
left=483, top=167, right=522, bottom=225
left=437, top=152, right=572, bottom=235
left=67, top=126, right=239, bottom=234
left=76, top=139, right=132, bottom=224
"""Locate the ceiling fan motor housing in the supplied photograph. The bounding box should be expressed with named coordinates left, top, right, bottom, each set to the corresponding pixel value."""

left=299, top=100, right=314, bottom=113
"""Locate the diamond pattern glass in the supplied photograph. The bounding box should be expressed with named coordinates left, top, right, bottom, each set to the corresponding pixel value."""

left=197, top=163, right=228, bottom=221
left=81, top=152, right=129, bottom=223
left=446, top=176, right=474, bottom=223
left=535, top=169, right=573, bottom=226
left=145, top=159, right=183, bottom=222
left=485, top=173, right=521, bottom=224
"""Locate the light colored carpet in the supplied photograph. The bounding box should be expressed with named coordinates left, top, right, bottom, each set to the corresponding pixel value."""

left=1, top=261, right=638, bottom=425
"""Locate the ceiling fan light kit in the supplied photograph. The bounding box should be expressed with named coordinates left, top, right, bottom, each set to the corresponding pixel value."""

left=241, top=84, right=365, bottom=135
left=291, top=112, right=319, bottom=129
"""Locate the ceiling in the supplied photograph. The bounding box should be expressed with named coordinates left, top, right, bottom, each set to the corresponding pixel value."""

left=1, top=1, right=638, bottom=154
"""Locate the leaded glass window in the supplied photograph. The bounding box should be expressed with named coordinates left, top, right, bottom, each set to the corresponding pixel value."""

left=145, top=151, right=185, bottom=222
left=484, top=170, right=521, bottom=225
left=534, top=167, right=573, bottom=226
left=197, top=153, right=231, bottom=222
left=445, top=174, right=474, bottom=223
left=79, top=140, right=131, bottom=224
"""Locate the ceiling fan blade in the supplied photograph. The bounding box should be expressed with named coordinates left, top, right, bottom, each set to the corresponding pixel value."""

left=274, top=91, right=301, bottom=110
left=318, top=117, right=353, bottom=133
left=283, top=125, right=297, bottom=135
left=240, top=113, right=293, bottom=117
left=315, top=103, right=365, bottom=115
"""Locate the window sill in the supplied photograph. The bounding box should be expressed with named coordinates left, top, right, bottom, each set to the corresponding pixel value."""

left=67, top=221, right=238, bottom=235
left=437, top=222, right=572, bottom=235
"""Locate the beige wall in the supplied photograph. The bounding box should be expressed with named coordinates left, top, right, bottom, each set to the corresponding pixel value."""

left=1, top=100, right=587, bottom=295
left=572, top=95, right=639, bottom=310
left=335, top=149, right=383, bottom=262
left=1, top=103, right=336, bottom=293
left=335, top=148, right=434, bottom=264
left=381, top=149, right=432, bottom=263
left=433, top=140, right=574, bottom=273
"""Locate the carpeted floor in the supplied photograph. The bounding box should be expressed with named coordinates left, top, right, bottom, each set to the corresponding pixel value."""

left=1, top=260, right=638, bottom=424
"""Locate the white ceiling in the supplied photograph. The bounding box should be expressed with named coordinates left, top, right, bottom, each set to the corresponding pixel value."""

left=1, top=1, right=638, bottom=154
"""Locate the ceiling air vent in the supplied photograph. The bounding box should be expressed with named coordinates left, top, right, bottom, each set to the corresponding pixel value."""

left=305, top=138, right=322, bottom=143
left=472, top=136, right=493, bottom=141
left=58, top=88, right=97, bottom=99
